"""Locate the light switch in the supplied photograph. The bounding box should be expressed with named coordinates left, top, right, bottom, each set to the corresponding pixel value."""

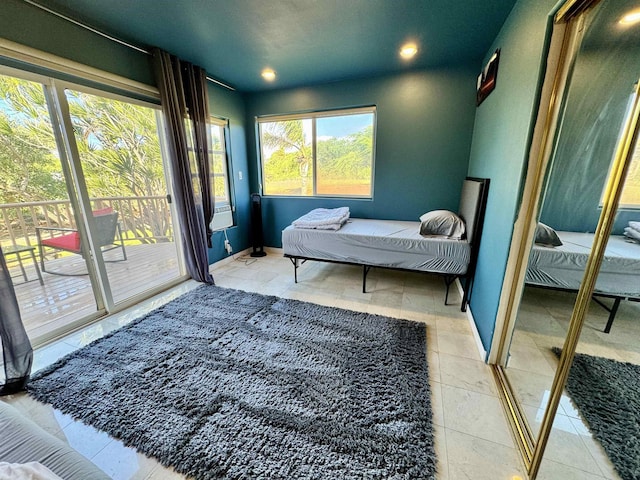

left=238, top=171, right=243, bottom=180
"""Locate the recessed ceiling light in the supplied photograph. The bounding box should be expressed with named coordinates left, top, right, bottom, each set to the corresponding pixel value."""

left=261, top=68, right=276, bottom=81
left=620, top=9, right=640, bottom=25
left=400, top=43, right=418, bottom=59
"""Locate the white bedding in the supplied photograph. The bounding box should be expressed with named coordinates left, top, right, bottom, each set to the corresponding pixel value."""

left=526, top=231, right=640, bottom=297
left=291, top=207, right=350, bottom=230
left=283, top=218, right=471, bottom=275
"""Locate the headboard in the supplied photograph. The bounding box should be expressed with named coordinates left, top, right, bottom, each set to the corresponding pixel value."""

left=458, top=177, right=490, bottom=246
left=457, top=177, right=490, bottom=310
left=458, top=177, right=489, bottom=312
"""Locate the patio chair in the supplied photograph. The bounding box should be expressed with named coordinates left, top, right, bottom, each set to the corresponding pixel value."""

left=36, top=208, right=127, bottom=275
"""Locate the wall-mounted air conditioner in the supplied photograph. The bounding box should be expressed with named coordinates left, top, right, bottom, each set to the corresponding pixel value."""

left=209, top=204, right=234, bottom=231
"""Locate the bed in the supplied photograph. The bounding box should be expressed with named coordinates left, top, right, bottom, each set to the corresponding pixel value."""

left=525, top=231, right=640, bottom=333
left=282, top=177, right=490, bottom=311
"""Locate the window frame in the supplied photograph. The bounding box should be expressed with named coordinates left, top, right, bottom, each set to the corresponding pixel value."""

left=208, top=116, right=235, bottom=230
left=257, top=106, right=376, bottom=199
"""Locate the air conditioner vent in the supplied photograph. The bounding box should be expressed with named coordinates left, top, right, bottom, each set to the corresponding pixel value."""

left=210, top=204, right=233, bottom=231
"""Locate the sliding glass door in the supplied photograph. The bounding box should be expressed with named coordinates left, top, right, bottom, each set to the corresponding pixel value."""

left=0, top=65, right=186, bottom=344
left=63, top=87, right=183, bottom=306
left=0, top=70, right=99, bottom=340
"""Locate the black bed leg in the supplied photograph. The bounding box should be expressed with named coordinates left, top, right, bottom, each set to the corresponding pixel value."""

left=461, top=278, right=469, bottom=312
left=443, top=276, right=452, bottom=305
left=362, top=265, right=371, bottom=293
left=604, top=297, right=621, bottom=334
left=444, top=282, right=450, bottom=305
left=288, top=257, right=299, bottom=283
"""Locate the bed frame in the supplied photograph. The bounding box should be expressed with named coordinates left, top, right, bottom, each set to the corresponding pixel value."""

left=283, top=177, right=490, bottom=311
left=526, top=285, right=639, bottom=334
left=525, top=232, right=640, bottom=333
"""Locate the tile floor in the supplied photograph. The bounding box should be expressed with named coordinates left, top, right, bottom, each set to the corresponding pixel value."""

left=507, top=286, right=640, bottom=480
left=3, top=248, right=618, bottom=479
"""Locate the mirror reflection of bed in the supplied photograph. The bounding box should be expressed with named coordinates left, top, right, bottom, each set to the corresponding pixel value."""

left=502, top=1, right=640, bottom=476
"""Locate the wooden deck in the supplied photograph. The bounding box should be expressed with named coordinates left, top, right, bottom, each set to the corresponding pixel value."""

left=9, top=242, right=183, bottom=342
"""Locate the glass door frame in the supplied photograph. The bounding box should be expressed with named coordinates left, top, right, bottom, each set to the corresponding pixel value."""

left=50, top=80, right=189, bottom=313
left=488, top=0, right=640, bottom=477
left=0, top=63, right=189, bottom=346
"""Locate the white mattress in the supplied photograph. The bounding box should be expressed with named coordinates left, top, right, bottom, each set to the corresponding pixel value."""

left=526, top=231, right=640, bottom=297
left=282, top=218, right=471, bottom=275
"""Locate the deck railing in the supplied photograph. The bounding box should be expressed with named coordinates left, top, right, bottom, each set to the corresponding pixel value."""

left=0, top=196, right=173, bottom=267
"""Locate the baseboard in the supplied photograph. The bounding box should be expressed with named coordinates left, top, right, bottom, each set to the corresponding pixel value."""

left=455, top=279, right=488, bottom=362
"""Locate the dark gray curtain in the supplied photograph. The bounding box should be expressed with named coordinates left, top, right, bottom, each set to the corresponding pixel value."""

left=153, top=48, right=214, bottom=284
left=183, top=62, right=215, bottom=248
left=0, top=246, right=33, bottom=395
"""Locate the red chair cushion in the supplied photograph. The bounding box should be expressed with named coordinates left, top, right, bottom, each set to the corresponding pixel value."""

left=41, top=232, right=82, bottom=253
left=92, top=207, right=113, bottom=216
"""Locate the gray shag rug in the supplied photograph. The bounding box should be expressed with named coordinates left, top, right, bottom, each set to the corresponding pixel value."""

left=553, top=347, right=640, bottom=480
left=28, top=285, right=435, bottom=479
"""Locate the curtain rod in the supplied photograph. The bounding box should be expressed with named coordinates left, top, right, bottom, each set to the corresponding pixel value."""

left=23, top=0, right=236, bottom=91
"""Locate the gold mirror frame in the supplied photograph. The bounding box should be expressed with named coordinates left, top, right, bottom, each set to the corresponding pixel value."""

left=489, top=0, right=640, bottom=477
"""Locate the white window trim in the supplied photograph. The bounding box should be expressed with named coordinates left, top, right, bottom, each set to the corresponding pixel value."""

left=209, top=117, right=234, bottom=231
left=257, top=106, right=376, bottom=199
left=0, top=38, right=158, bottom=99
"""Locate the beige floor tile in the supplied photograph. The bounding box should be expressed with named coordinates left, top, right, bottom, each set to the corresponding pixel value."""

left=60, top=419, right=113, bottom=459
left=441, top=385, right=513, bottom=448
left=436, top=331, right=481, bottom=360
left=90, top=439, right=158, bottom=480
left=444, top=428, right=525, bottom=480
left=507, top=344, right=557, bottom=377
left=435, top=314, right=472, bottom=335
left=438, top=352, right=496, bottom=396
left=504, top=366, right=555, bottom=409
left=428, top=349, right=441, bottom=384
left=145, top=464, right=187, bottom=479
left=536, top=459, right=607, bottom=480
left=430, top=381, right=445, bottom=427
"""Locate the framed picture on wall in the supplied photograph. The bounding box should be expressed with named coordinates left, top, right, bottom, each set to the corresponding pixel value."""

left=477, top=49, right=500, bottom=106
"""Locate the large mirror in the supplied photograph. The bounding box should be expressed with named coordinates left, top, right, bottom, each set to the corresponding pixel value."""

left=497, top=0, right=640, bottom=478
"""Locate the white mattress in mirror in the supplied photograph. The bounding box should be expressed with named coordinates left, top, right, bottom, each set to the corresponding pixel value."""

left=282, top=219, right=471, bottom=275
left=526, top=231, right=640, bottom=297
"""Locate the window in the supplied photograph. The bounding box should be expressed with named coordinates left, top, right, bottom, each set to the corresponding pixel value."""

left=619, top=139, right=640, bottom=208
left=209, top=117, right=234, bottom=230
left=258, top=107, right=376, bottom=197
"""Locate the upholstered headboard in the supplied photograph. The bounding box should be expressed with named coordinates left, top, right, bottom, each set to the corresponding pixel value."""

left=458, top=177, right=489, bottom=311
left=458, top=177, right=490, bottom=246
left=456, top=177, right=490, bottom=310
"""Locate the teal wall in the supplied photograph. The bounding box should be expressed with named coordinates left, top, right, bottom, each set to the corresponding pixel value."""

left=207, top=84, right=251, bottom=263
left=244, top=67, right=479, bottom=247
left=1, top=0, right=154, bottom=86
left=466, top=0, right=558, bottom=353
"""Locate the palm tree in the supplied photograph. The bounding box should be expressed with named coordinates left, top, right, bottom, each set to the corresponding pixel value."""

left=261, top=120, right=312, bottom=194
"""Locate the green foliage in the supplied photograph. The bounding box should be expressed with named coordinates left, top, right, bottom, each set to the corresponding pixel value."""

left=0, top=75, right=172, bottom=242
left=0, top=77, right=68, bottom=203
left=66, top=89, right=165, bottom=199
left=0, top=76, right=168, bottom=205
left=261, top=119, right=373, bottom=195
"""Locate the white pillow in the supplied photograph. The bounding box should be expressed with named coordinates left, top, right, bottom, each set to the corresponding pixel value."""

left=419, top=210, right=465, bottom=239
